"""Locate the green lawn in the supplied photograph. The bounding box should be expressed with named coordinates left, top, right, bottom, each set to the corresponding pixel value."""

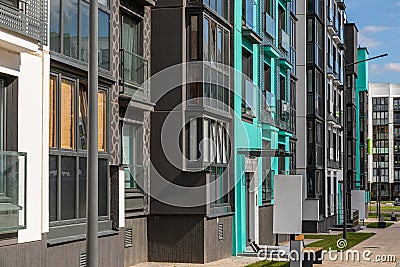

left=367, top=222, right=394, bottom=228
left=246, top=261, right=289, bottom=267
left=368, top=212, right=396, bottom=220
left=368, top=205, right=400, bottom=212
left=304, top=232, right=375, bottom=251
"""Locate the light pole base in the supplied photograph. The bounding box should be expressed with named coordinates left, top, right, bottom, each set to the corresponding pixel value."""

left=377, top=221, right=386, bottom=228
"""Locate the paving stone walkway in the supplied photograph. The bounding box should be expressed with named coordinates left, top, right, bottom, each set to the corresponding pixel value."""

left=133, top=220, right=400, bottom=267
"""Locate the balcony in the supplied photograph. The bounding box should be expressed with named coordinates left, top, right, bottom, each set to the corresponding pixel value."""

left=0, top=151, right=26, bottom=233
left=290, top=47, right=296, bottom=75
left=119, top=49, right=149, bottom=101
left=260, top=90, right=276, bottom=125
left=265, top=12, right=275, bottom=39
left=242, top=77, right=258, bottom=119
left=242, top=0, right=262, bottom=44
left=0, top=0, right=47, bottom=44
left=337, top=0, right=346, bottom=10
left=123, top=164, right=148, bottom=212
left=278, top=29, right=290, bottom=52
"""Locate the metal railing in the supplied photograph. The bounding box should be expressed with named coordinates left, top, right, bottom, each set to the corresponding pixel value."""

left=0, top=151, right=27, bottom=233
left=119, top=49, right=149, bottom=101
left=0, top=0, right=47, bottom=44
left=278, top=29, right=290, bottom=52
left=265, top=12, right=275, bottom=38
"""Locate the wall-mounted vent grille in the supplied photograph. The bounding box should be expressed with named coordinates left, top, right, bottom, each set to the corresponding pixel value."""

left=79, top=253, right=87, bottom=267
left=125, top=228, right=133, bottom=248
left=218, top=223, right=224, bottom=241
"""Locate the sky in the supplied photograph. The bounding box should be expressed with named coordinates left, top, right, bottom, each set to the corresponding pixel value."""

left=346, top=0, right=400, bottom=84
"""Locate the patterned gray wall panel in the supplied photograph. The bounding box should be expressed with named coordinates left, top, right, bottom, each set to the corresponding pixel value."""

left=110, top=0, right=121, bottom=165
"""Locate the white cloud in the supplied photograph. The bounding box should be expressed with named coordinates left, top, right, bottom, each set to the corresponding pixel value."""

left=358, top=33, right=381, bottom=48
left=363, top=26, right=394, bottom=33
left=385, top=63, right=400, bottom=72
left=397, top=1, right=400, bottom=6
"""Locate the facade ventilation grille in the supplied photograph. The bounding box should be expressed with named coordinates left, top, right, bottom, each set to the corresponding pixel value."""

left=125, top=228, right=133, bottom=248
left=80, top=253, right=87, bottom=267
left=218, top=223, right=224, bottom=241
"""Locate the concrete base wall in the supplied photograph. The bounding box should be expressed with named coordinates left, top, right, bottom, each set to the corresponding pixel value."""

left=124, top=217, right=148, bottom=266
left=148, top=214, right=233, bottom=264
left=0, top=233, right=124, bottom=267
left=259, top=205, right=289, bottom=245
left=204, top=215, right=233, bottom=263
left=303, top=215, right=337, bottom=233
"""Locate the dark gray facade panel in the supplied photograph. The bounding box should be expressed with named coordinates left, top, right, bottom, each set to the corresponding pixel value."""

left=302, top=215, right=337, bottom=233
left=0, top=233, right=123, bottom=267
left=204, top=215, right=233, bottom=263
left=124, top=218, right=148, bottom=266
left=148, top=215, right=205, bottom=263
left=344, top=23, right=359, bottom=76
left=155, top=0, right=184, bottom=8
left=258, top=205, right=288, bottom=245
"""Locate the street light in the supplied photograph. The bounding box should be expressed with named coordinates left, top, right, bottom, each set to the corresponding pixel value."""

left=342, top=53, right=388, bottom=239
left=87, top=0, right=99, bottom=266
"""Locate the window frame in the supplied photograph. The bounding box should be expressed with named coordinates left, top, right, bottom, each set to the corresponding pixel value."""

left=49, top=71, right=110, bottom=225
left=50, top=0, right=112, bottom=70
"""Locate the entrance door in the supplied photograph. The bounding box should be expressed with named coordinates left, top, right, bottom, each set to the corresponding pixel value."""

left=246, top=172, right=255, bottom=246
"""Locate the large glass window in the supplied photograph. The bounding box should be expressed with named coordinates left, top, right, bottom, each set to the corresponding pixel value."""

left=202, top=0, right=229, bottom=20
left=49, top=74, right=109, bottom=223
left=50, top=0, right=111, bottom=70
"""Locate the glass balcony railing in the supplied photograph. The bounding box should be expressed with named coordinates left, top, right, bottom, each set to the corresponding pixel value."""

left=119, top=49, right=149, bottom=101
left=265, top=12, right=275, bottom=38
left=0, top=151, right=26, bottom=233
left=242, top=0, right=257, bottom=31
left=123, top=164, right=147, bottom=212
left=0, top=0, right=47, bottom=44
left=278, top=29, right=290, bottom=52
left=242, top=77, right=258, bottom=118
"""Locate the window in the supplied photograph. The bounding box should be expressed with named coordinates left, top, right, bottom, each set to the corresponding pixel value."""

left=49, top=74, right=109, bottom=223
left=121, top=122, right=144, bottom=190
left=263, top=64, right=273, bottom=111
left=50, top=0, right=110, bottom=70
left=210, top=166, right=229, bottom=205
left=261, top=140, right=273, bottom=203
left=203, top=0, right=229, bottom=20
left=242, top=49, right=256, bottom=119
left=265, top=0, right=272, bottom=16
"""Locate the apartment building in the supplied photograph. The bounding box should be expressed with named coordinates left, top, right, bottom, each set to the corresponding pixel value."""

left=296, top=0, right=346, bottom=233
left=149, top=1, right=234, bottom=263
left=368, top=83, right=400, bottom=201
left=355, top=48, right=369, bottom=195
left=0, top=0, right=49, bottom=265
left=232, top=0, right=297, bottom=254
left=342, top=23, right=370, bottom=225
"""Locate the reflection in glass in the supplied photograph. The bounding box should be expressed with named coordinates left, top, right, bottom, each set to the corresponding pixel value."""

left=63, top=0, right=79, bottom=59
left=99, top=10, right=110, bottom=70
left=49, top=156, right=58, bottom=221
left=50, top=0, right=61, bottom=52
left=61, top=156, right=76, bottom=220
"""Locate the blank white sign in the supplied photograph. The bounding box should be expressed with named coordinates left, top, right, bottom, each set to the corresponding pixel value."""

left=273, top=175, right=303, bottom=234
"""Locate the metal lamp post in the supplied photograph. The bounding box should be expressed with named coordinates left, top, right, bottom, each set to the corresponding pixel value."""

left=87, top=0, right=99, bottom=266
left=342, top=53, right=388, bottom=239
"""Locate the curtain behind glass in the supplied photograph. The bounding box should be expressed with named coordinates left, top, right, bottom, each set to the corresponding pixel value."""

left=122, top=14, right=142, bottom=83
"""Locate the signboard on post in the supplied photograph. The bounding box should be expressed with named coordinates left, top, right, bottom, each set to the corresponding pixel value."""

left=273, top=175, right=303, bottom=234
left=351, top=190, right=367, bottom=220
